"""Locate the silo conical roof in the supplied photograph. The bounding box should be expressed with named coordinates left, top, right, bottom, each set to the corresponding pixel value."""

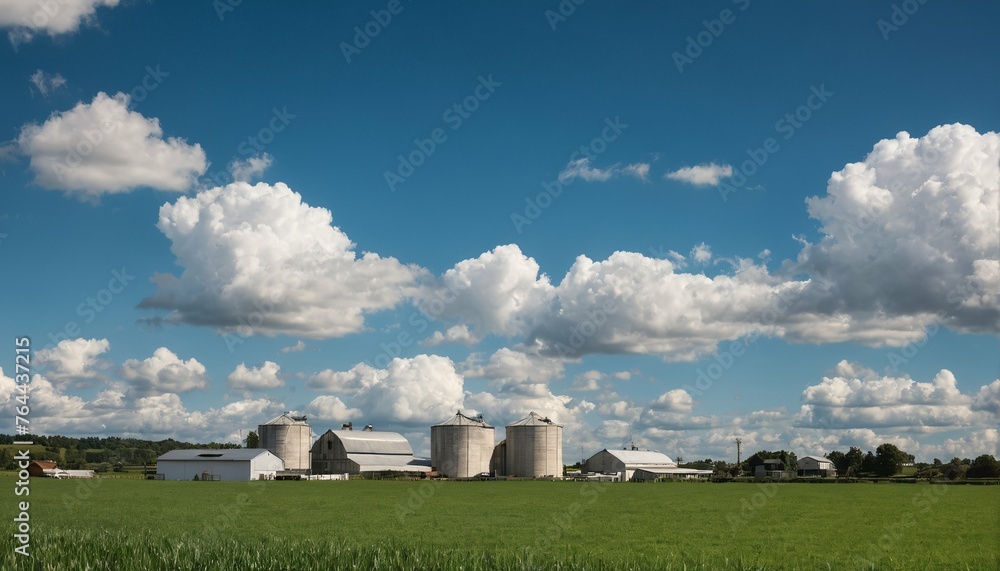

left=433, top=411, right=493, bottom=428
left=507, top=411, right=561, bottom=427
left=261, top=412, right=309, bottom=425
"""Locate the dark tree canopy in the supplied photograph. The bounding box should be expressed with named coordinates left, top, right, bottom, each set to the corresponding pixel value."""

left=245, top=431, right=260, bottom=449
left=874, top=443, right=908, bottom=477
left=966, top=455, right=1000, bottom=478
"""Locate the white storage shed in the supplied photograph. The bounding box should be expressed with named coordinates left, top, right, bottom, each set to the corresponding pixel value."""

left=156, top=449, right=284, bottom=481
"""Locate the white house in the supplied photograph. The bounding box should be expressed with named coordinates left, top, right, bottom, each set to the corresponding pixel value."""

left=797, top=455, right=836, bottom=477
left=156, top=449, right=284, bottom=481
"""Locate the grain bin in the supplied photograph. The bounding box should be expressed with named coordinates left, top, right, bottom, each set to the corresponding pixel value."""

left=258, top=412, right=311, bottom=471
left=505, top=412, right=563, bottom=478
left=431, top=411, right=495, bottom=478
left=490, top=440, right=506, bottom=476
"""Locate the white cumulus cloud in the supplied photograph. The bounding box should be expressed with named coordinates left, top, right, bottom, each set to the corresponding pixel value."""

left=796, top=123, right=1000, bottom=335
left=36, top=337, right=109, bottom=384
left=423, top=124, right=999, bottom=361
left=795, top=366, right=989, bottom=430
left=307, top=356, right=466, bottom=426
left=665, top=162, right=733, bottom=186
left=140, top=181, right=427, bottom=338
left=460, top=347, right=565, bottom=384
left=280, top=340, right=306, bottom=353
left=306, top=395, right=362, bottom=423
left=0, top=0, right=121, bottom=47
left=17, top=92, right=207, bottom=199
left=229, top=153, right=273, bottom=183
left=651, top=389, right=695, bottom=413
left=227, top=361, right=283, bottom=390
left=119, top=347, right=208, bottom=395
left=421, top=324, right=479, bottom=346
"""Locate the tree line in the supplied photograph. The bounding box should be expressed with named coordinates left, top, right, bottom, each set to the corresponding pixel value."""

left=0, top=433, right=242, bottom=471
left=677, top=443, right=999, bottom=480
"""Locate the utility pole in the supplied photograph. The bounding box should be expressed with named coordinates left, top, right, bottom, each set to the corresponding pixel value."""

left=735, top=438, right=742, bottom=475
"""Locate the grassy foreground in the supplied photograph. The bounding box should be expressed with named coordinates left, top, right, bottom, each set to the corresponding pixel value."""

left=1, top=478, right=997, bottom=570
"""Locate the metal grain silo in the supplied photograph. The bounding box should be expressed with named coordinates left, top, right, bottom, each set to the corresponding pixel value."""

left=258, top=412, right=311, bottom=472
left=505, top=412, right=563, bottom=478
left=431, top=411, right=495, bottom=478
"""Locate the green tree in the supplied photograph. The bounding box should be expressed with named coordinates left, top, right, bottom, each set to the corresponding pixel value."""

left=966, top=455, right=1000, bottom=478
left=874, top=443, right=908, bottom=477
left=245, top=431, right=260, bottom=449
left=826, top=450, right=847, bottom=475
left=844, top=447, right=864, bottom=476
left=64, top=448, right=85, bottom=469
left=861, top=451, right=877, bottom=474
left=944, top=457, right=968, bottom=480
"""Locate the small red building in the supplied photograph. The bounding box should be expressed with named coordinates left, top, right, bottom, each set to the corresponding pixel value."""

left=27, top=460, right=58, bottom=477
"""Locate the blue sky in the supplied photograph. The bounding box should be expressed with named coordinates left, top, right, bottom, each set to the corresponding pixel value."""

left=1, top=1, right=997, bottom=462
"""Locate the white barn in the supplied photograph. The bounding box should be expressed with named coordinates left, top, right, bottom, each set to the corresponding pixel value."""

left=584, top=449, right=713, bottom=481
left=311, top=429, right=431, bottom=475
left=797, top=455, right=836, bottom=477
left=156, top=449, right=284, bottom=481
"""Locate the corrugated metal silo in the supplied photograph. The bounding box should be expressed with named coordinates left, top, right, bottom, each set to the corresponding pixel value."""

left=258, top=412, right=312, bottom=471
left=490, top=440, right=506, bottom=476
left=431, top=411, right=495, bottom=478
left=505, top=412, right=563, bottom=478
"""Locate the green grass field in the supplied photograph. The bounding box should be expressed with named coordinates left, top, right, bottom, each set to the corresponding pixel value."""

left=2, top=478, right=997, bottom=570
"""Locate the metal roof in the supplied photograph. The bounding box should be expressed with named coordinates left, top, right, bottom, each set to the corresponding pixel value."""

left=345, top=453, right=432, bottom=472
left=261, top=412, right=309, bottom=426
left=634, top=467, right=713, bottom=475
left=433, top=411, right=493, bottom=428
left=328, top=430, right=413, bottom=455
left=156, top=449, right=277, bottom=461
left=507, top=411, right=562, bottom=428
left=798, top=455, right=833, bottom=463
left=601, top=449, right=675, bottom=466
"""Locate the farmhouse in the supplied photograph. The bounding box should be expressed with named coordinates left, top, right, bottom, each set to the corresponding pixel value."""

left=584, top=448, right=712, bottom=481
left=797, top=455, right=836, bottom=477
left=754, top=458, right=794, bottom=479
left=156, top=449, right=284, bottom=481
left=311, top=428, right=431, bottom=475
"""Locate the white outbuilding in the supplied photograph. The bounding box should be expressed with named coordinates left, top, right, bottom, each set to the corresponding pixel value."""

left=584, top=448, right=712, bottom=481
left=156, top=449, right=284, bottom=481
left=797, top=455, right=836, bottom=477
left=311, top=428, right=431, bottom=475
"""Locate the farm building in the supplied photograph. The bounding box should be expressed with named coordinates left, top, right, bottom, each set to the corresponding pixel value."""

left=311, top=428, right=431, bottom=475
left=431, top=411, right=495, bottom=478
left=258, top=412, right=312, bottom=472
left=632, top=467, right=713, bottom=481
left=797, top=455, right=836, bottom=477
left=584, top=448, right=713, bottom=481
left=754, top=458, right=794, bottom=479
left=505, top=412, right=563, bottom=478
left=156, top=449, right=284, bottom=481
left=27, top=460, right=57, bottom=477
left=45, top=469, right=95, bottom=478
left=489, top=440, right=506, bottom=476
